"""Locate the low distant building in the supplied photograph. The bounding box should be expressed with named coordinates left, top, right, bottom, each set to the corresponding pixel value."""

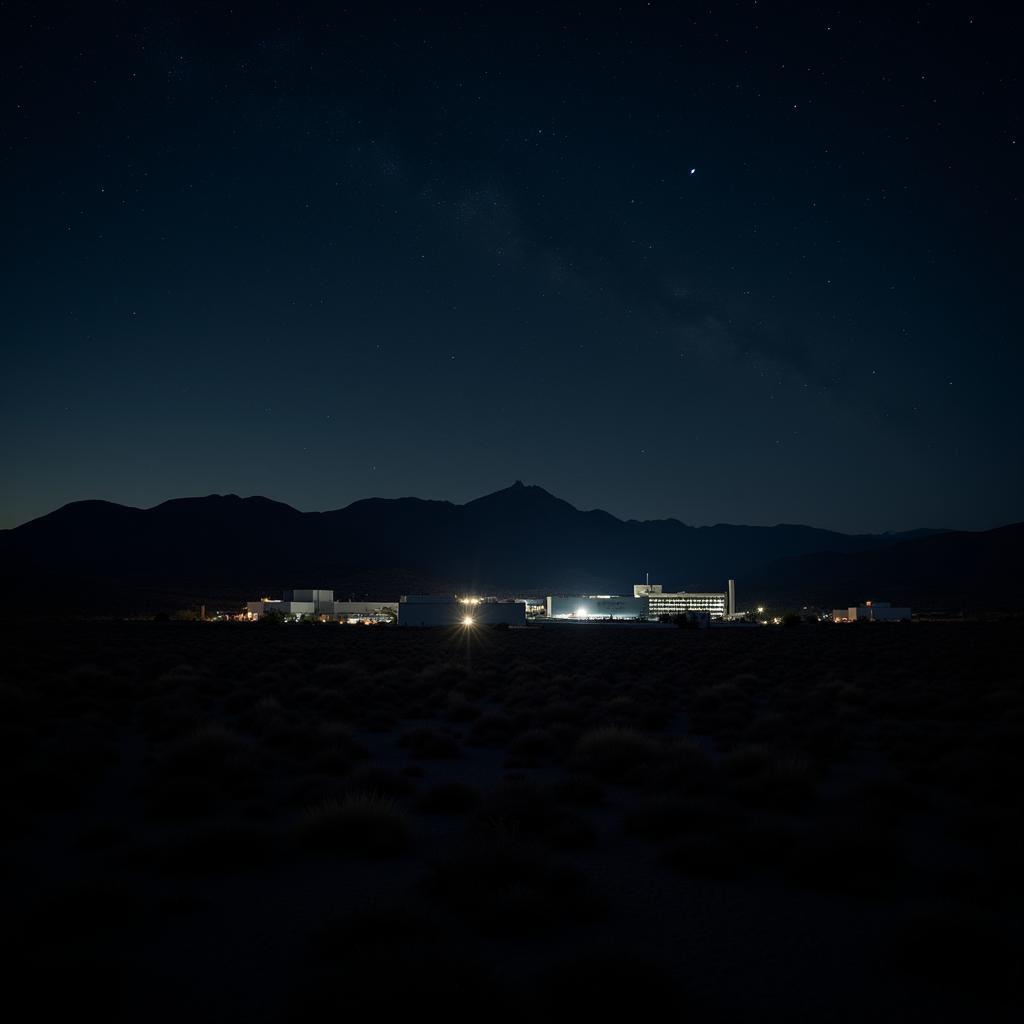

left=245, top=589, right=397, bottom=622
left=832, top=601, right=911, bottom=623
left=397, top=595, right=526, bottom=627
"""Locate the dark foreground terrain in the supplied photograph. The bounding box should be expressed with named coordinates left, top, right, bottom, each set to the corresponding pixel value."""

left=1, top=620, right=1021, bottom=1021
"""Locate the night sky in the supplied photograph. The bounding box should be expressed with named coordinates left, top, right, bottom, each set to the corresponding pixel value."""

left=3, top=2, right=1021, bottom=534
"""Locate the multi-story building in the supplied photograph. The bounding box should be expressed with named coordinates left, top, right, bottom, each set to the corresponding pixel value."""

left=633, top=580, right=735, bottom=620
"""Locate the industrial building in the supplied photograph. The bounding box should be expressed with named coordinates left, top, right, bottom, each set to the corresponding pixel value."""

left=397, top=595, right=526, bottom=627
left=634, top=579, right=736, bottom=619
left=545, top=580, right=735, bottom=621
left=545, top=595, right=649, bottom=620
left=245, top=589, right=397, bottom=622
left=832, top=601, right=911, bottom=623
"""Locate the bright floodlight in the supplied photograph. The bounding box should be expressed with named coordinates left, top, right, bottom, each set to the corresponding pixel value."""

left=462, top=616, right=474, bottom=626
left=577, top=607, right=587, bottom=618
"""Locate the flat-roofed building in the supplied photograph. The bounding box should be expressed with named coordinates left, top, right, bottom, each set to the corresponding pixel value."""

left=633, top=580, right=735, bottom=620
left=398, top=595, right=526, bottom=627
left=245, top=590, right=396, bottom=621
left=246, top=599, right=316, bottom=619
left=546, top=595, right=649, bottom=620
left=833, top=601, right=911, bottom=623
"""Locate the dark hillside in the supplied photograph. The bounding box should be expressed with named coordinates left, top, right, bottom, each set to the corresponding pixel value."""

left=0, top=482, right=962, bottom=613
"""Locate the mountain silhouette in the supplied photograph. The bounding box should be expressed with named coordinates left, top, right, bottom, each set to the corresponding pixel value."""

left=1, top=481, right=1017, bottom=613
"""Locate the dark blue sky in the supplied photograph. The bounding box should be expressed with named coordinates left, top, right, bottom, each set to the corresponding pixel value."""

left=3, top=2, right=1021, bottom=533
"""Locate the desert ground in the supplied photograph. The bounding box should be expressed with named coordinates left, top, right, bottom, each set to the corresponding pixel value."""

left=1, top=619, right=1020, bottom=1021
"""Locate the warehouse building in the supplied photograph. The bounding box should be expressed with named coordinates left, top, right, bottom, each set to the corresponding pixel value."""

left=546, top=595, right=649, bottom=620
left=398, top=595, right=526, bottom=627
left=245, top=589, right=397, bottom=622
left=832, top=601, right=911, bottom=623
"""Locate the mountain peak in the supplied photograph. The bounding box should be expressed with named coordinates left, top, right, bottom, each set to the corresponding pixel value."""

left=466, top=481, right=564, bottom=506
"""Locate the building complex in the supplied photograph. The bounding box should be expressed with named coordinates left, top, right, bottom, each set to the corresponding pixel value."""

left=546, top=580, right=736, bottom=621
left=243, top=579, right=757, bottom=626
left=397, top=595, right=526, bottom=627
left=832, top=601, right=911, bottom=623
left=246, top=589, right=397, bottom=623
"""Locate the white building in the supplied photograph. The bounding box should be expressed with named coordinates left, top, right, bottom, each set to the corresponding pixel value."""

left=832, top=601, right=911, bottom=623
left=397, top=595, right=526, bottom=627
left=633, top=580, right=735, bottom=620
left=245, top=589, right=397, bottom=622
left=546, top=595, right=649, bottom=620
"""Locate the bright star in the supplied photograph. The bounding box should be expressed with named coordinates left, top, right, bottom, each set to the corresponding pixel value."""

left=689, top=168, right=696, bottom=175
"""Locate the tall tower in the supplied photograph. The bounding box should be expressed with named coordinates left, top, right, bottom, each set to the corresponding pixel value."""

left=727, top=579, right=736, bottom=617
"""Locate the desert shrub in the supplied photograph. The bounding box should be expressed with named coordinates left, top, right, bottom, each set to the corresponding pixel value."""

left=398, top=726, right=460, bottom=759
left=295, top=793, right=413, bottom=858
left=443, top=693, right=481, bottom=722
left=847, top=776, right=927, bottom=826
left=0, top=683, right=27, bottom=723
left=312, top=660, right=364, bottom=684
left=156, top=725, right=265, bottom=798
left=20, top=878, right=147, bottom=941
left=224, top=687, right=258, bottom=713
left=692, top=682, right=746, bottom=713
left=720, top=745, right=815, bottom=809
left=548, top=774, right=606, bottom=807
left=509, top=728, right=556, bottom=758
left=572, top=727, right=661, bottom=782
left=542, top=812, right=598, bottom=850
left=144, top=773, right=224, bottom=820
left=304, top=722, right=368, bottom=771
left=536, top=951, right=684, bottom=1016
left=466, top=712, right=514, bottom=747
left=77, top=821, right=127, bottom=851
left=137, top=694, right=201, bottom=740
left=785, top=824, right=910, bottom=896
left=885, top=903, right=1018, bottom=998
left=46, top=725, right=119, bottom=778
left=311, top=905, right=438, bottom=958
left=417, top=660, right=471, bottom=689
left=623, top=796, right=693, bottom=840
left=645, top=738, right=716, bottom=795
left=425, top=840, right=603, bottom=933
left=298, top=947, right=510, bottom=1019
left=415, top=780, right=481, bottom=814
left=154, top=821, right=280, bottom=874
left=660, top=833, right=743, bottom=879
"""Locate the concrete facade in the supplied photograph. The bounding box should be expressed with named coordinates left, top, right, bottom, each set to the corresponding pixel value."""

left=546, top=595, right=649, bottom=620
left=398, top=596, right=526, bottom=627
left=633, top=580, right=735, bottom=619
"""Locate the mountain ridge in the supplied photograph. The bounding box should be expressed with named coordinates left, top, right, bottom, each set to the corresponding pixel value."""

left=2, top=481, right=949, bottom=536
left=1, top=482, right=1018, bottom=614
